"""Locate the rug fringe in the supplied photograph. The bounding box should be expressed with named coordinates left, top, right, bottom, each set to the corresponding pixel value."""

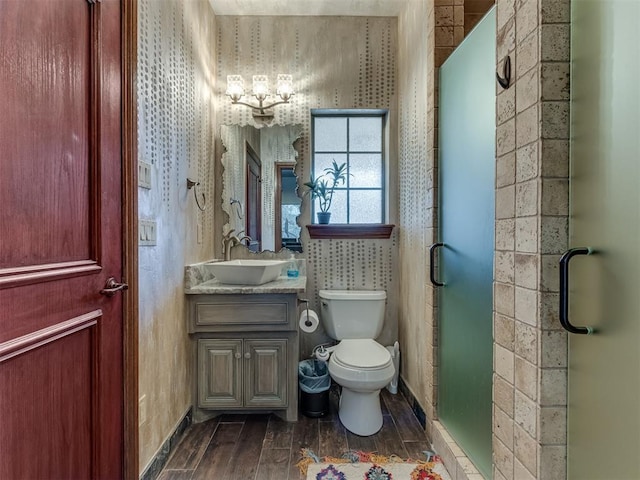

left=296, top=448, right=442, bottom=476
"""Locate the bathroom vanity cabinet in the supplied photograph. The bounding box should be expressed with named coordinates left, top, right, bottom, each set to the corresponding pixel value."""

left=187, top=292, right=301, bottom=422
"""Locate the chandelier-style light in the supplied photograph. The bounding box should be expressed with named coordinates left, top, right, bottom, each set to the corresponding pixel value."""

left=225, top=74, right=294, bottom=119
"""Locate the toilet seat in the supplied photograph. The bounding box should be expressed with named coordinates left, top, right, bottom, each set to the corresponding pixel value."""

left=332, top=339, right=392, bottom=370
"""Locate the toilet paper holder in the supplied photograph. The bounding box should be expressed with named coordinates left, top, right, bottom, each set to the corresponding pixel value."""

left=298, top=298, right=312, bottom=328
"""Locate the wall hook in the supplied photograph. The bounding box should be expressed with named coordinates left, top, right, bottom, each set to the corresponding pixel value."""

left=186, top=178, right=206, bottom=211
left=496, top=55, right=511, bottom=90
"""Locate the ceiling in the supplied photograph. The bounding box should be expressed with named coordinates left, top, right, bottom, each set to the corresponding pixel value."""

left=208, top=0, right=407, bottom=17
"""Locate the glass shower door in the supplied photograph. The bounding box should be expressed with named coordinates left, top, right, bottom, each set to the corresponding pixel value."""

left=437, top=8, right=495, bottom=478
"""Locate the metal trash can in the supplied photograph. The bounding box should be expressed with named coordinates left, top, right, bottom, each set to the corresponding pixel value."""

left=298, top=359, right=331, bottom=417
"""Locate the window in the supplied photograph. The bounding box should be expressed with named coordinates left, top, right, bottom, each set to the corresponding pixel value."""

left=311, top=111, right=386, bottom=224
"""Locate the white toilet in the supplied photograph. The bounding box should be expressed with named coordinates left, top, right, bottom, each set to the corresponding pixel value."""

left=319, top=289, right=395, bottom=436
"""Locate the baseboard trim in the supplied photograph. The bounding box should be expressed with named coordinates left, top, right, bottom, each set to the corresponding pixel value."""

left=139, top=407, right=192, bottom=480
left=398, top=376, right=426, bottom=428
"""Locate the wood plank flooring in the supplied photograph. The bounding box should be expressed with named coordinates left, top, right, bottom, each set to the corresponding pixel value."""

left=158, top=387, right=433, bottom=480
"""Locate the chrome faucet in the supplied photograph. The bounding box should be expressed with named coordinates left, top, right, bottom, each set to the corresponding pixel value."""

left=222, top=229, right=252, bottom=261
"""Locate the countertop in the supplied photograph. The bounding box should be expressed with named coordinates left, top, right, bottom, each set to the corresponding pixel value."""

left=184, top=275, right=306, bottom=295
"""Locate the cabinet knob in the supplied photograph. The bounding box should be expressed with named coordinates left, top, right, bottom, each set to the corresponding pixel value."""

left=244, top=352, right=251, bottom=359
left=234, top=352, right=242, bottom=359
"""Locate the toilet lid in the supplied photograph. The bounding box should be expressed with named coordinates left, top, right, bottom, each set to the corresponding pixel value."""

left=332, top=339, right=392, bottom=370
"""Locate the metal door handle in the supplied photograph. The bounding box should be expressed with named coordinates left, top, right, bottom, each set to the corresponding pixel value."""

left=559, top=247, right=594, bottom=334
left=100, top=277, right=129, bottom=297
left=429, top=243, right=445, bottom=287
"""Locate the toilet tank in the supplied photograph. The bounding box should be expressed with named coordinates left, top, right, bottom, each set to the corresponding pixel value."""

left=319, top=290, right=387, bottom=340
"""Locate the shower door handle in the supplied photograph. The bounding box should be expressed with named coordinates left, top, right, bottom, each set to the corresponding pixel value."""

left=559, top=247, right=594, bottom=334
left=429, top=243, right=445, bottom=287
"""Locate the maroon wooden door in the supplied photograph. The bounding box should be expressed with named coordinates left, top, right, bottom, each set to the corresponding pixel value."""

left=0, top=1, right=125, bottom=478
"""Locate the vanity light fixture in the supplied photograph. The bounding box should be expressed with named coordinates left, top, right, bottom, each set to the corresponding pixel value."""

left=225, top=74, right=294, bottom=119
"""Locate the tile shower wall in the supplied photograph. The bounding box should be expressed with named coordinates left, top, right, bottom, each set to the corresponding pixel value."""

left=137, top=0, right=216, bottom=474
left=493, top=0, right=571, bottom=478
left=214, top=16, right=399, bottom=356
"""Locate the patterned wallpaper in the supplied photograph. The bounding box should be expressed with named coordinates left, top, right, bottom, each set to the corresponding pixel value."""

left=214, top=16, right=399, bottom=356
left=137, top=0, right=216, bottom=473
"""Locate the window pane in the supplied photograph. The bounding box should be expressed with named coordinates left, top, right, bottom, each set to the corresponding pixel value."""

left=349, top=190, right=382, bottom=223
left=349, top=154, right=382, bottom=188
left=314, top=153, right=348, bottom=180
left=315, top=117, right=347, bottom=151
left=349, top=116, right=382, bottom=152
left=315, top=190, right=347, bottom=223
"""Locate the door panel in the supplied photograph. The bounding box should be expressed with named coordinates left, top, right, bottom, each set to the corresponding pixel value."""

left=245, top=339, right=287, bottom=408
left=0, top=0, right=124, bottom=478
left=198, top=339, right=243, bottom=408
left=569, top=1, right=640, bottom=478
left=437, top=9, right=495, bottom=478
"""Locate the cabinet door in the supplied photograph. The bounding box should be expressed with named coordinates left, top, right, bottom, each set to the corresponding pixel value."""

left=244, top=339, right=288, bottom=408
left=198, top=339, right=242, bottom=408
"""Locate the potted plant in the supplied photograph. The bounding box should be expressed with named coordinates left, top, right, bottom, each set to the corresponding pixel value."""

left=303, top=160, right=348, bottom=224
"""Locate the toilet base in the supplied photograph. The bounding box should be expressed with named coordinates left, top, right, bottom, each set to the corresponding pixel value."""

left=338, top=387, right=383, bottom=436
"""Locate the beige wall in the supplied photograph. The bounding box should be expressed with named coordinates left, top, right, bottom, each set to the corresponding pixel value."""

left=137, top=0, right=217, bottom=473
left=214, top=16, right=399, bottom=357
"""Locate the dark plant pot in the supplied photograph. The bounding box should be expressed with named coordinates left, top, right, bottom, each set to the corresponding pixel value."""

left=317, top=212, right=331, bottom=224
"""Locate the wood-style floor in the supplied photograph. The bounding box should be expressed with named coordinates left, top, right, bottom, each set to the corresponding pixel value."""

left=157, top=387, right=433, bottom=480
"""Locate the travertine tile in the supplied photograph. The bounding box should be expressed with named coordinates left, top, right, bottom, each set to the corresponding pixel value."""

left=540, top=368, right=567, bottom=406
left=496, top=219, right=516, bottom=251
left=540, top=216, right=568, bottom=255
left=495, top=405, right=515, bottom=449
left=515, top=286, right=538, bottom=326
left=515, top=0, right=538, bottom=44
left=497, top=0, right=516, bottom=32
left=541, top=24, right=570, bottom=62
left=497, top=18, right=516, bottom=60
left=498, top=88, right=516, bottom=125
left=516, top=67, right=540, bottom=114
left=435, top=26, right=454, bottom=46
left=514, top=391, right=537, bottom=437
left=495, top=282, right=516, bottom=318
left=541, top=139, right=569, bottom=178
left=497, top=152, right=516, bottom=187
left=541, top=63, right=570, bottom=101
left=496, top=185, right=516, bottom=219
left=435, top=6, right=454, bottom=26
left=515, top=217, right=538, bottom=253
left=541, top=178, right=568, bottom=215
left=539, top=291, right=561, bottom=331
left=496, top=344, right=515, bottom=383
left=539, top=406, right=567, bottom=443
left=514, top=253, right=538, bottom=289
left=541, top=0, right=571, bottom=23
left=514, top=459, right=536, bottom=480
left=453, top=6, right=464, bottom=25
left=495, top=250, right=515, bottom=284
left=497, top=118, right=516, bottom=156
left=494, top=373, right=515, bottom=416
left=515, top=321, right=538, bottom=364
left=540, top=254, right=560, bottom=292
left=541, top=101, right=570, bottom=139
left=540, top=330, right=567, bottom=368
left=539, top=445, right=567, bottom=480
left=495, top=313, right=515, bottom=350
left=516, top=105, right=539, bottom=148
left=516, top=180, right=538, bottom=217
left=453, top=26, right=464, bottom=44
left=516, top=32, right=538, bottom=78
left=515, top=356, right=537, bottom=401
left=493, top=436, right=515, bottom=480
left=514, top=423, right=538, bottom=475
left=494, top=467, right=509, bottom=480
left=516, top=142, right=539, bottom=183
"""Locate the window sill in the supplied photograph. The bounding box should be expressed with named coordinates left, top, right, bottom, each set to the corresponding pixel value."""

left=306, top=224, right=395, bottom=239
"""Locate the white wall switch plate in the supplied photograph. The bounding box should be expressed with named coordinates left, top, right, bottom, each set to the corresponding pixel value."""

left=139, top=219, right=157, bottom=246
left=138, top=161, right=152, bottom=189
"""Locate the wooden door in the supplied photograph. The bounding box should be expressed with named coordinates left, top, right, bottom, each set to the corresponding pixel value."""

left=568, top=1, right=640, bottom=477
left=0, top=0, right=126, bottom=478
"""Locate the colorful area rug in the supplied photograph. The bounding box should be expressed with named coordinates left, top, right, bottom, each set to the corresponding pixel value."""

left=297, top=449, right=451, bottom=480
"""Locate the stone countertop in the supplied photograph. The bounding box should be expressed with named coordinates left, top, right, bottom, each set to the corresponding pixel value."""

left=185, top=275, right=306, bottom=294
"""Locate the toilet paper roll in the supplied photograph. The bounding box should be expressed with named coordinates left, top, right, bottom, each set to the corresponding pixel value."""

left=299, top=309, right=319, bottom=333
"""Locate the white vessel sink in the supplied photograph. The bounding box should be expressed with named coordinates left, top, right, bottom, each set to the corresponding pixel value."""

left=209, top=259, right=288, bottom=285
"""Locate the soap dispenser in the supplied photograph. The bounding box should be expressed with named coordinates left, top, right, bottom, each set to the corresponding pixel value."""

left=287, top=254, right=299, bottom=278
